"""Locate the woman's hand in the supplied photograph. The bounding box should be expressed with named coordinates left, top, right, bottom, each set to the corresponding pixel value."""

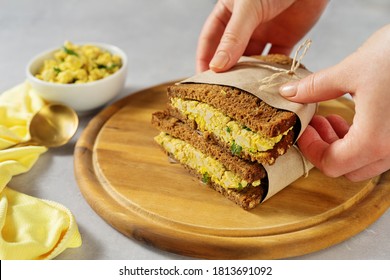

left=196, top=0, right=328, bottom=73
left=280, top=24, right=390, bottom=181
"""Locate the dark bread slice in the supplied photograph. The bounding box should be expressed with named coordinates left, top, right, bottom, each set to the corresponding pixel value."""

left=167, top=83, right=296, bottom=138
left=164, top=104, right=294, bottom=165
left=167, top=53, right=302, bottom=138
left=152, top=110, right=266, bottom=182
left=251, top=53, right=300, bottom=66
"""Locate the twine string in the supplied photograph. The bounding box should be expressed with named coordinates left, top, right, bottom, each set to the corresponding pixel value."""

left=259, top=40, right=313, bottom=177
left=259, top=39, right=312, bottom=91
left=292, top=145, right=311, bottom=178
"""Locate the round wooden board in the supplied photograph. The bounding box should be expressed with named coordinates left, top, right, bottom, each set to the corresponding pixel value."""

left=74, top=81, right=390, bottom=259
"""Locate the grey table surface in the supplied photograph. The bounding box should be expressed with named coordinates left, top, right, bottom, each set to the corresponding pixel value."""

left=1, top=0, right=389, bottom=260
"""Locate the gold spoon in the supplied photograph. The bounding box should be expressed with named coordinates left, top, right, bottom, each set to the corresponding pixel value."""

left=14, top=103, right=79, bottom=148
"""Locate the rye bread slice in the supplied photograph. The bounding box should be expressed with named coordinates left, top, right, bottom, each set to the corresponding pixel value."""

left=167, top=83, right=297, bottom=138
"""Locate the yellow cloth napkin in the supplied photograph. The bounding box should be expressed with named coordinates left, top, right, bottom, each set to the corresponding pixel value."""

left=0, top=83, right=44, bottom=150
left=0, top=82, right=82, bottom=260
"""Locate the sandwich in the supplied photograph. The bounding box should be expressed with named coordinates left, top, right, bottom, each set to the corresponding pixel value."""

left=151, top=55, right=301, bottom=210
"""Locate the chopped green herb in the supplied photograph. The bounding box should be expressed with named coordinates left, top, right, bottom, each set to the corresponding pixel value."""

left=230, top=141, right=242, bottom=156
left=201, top=172, right=211, bottom=184
left=63, top=46, right=79, bottom=56
left=249, top=148, right=257, bottom=154
left=242, top=125, right=252, bottom=131
left=53, top=67, right=61, bottom=73
left=97, top=63, right=119, bottom=70
left=237, top=183, right=243, bottom=191
left=226, top=126, right=231, bottom=133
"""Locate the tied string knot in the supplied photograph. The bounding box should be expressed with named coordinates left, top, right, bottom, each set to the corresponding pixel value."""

left=259, top=39, right=312, bottom=91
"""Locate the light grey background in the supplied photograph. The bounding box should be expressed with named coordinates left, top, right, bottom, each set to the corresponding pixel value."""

left=0, top=0, right=389, bottom=259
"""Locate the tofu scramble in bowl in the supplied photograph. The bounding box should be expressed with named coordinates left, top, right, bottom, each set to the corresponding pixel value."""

left=27, top=41, right=127, bottom=114
left=35, top=41, right=122, bottom=84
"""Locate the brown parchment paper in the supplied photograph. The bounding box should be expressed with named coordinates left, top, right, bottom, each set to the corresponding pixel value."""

left=179, top=56, right=316, bottom=201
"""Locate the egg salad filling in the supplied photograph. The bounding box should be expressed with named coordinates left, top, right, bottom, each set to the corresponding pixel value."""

left=171, top=98, right=292, bottom=156
left=155, top=132, right=261, bottom=190
left=35, top=41, right=122, bottom=84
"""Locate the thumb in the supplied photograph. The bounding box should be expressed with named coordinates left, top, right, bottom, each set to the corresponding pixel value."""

left=210, top=0, right=295, bottom=72
left=279, top=65, right=349, bottom=103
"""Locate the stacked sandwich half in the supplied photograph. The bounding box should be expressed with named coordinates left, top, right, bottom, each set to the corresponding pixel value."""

left=152, top=55, right=299, bottom=210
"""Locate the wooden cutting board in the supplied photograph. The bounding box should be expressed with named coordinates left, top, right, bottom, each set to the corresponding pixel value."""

left=74, top=81, right=390, bottom=259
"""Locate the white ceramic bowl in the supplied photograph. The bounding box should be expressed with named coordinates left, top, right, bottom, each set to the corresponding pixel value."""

left=26, top=42, right=127, bottom=114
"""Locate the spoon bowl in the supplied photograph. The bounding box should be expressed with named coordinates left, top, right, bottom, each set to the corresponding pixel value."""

left=29, top=103, right=79, bottom=147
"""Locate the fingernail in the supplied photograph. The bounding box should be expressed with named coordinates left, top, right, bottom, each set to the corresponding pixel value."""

left=210, top=50, right=229, bottom=71
left=279, top=83, right=298, bottom=97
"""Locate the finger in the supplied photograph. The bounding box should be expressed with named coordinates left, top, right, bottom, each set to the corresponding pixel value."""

left=279, top=65, right=351, bottom=103
left=209, top=2, right=261, bottom=72
left=325, top=114, right=350, bottom=139
left=244, top=39, right=267, bottom=56
left=300, top=124, right=389, bottom=182
left=196, top=1, right=231, bottom=72
left=209, top=0, right=295, bottom=72
left=268, top=44, right=293, bottom=56
left=297, top=124, right=330, bottom=172
left=298, top=123, right=377, bottom=178
left=309, top=115, right=340, bottom=144
left=345, top=157, right=390, bottom=182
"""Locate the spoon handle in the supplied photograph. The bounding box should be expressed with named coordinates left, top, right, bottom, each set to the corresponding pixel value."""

left=7, top=140, right=42, bottom=149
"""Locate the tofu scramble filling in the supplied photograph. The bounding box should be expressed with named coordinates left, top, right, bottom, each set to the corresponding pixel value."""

left=155, top=132, right=261, bottom=190
left=171, top=98, right=292, bottom=156
left=35, top=41, right=122, bottom=84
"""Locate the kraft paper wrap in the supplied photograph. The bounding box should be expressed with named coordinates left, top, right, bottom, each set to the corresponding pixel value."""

left=179, top=56, right=316, bottom=201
